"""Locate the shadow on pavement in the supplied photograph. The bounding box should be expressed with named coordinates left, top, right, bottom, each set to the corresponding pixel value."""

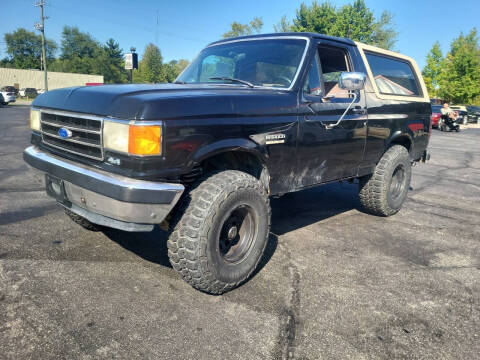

left=102, top=226, right=172, bottom=268
left=271, top=181, right=361, bottom=235
left=101, top=181, right=359, bottom=274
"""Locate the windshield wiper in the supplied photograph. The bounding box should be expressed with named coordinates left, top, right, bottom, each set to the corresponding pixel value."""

left=174, top=80, right=186, bottom=84
left=209, top=77, right=254, bottom=88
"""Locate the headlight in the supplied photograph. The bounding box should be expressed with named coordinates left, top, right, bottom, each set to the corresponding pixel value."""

left=30, top=109, right=41, bottom=131
left=103, top=120, right=162, bottom=156
left=103, top=120, right=129, bottom=153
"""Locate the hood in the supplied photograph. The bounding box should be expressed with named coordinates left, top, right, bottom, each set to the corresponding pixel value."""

left=32, top=83, right=287, bottom=120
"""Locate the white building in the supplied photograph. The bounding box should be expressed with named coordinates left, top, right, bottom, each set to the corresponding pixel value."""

left=0, top=68, right=103, bottom=90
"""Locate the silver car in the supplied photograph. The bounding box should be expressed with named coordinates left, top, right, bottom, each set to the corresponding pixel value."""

left=0, top=90, right=16, bottom=105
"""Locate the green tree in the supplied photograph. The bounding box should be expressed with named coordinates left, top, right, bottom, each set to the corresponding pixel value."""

left=3, top=28, right=57, bottom=69
left=372, top=11, right=398, bottom=50
left=51, top=26, right=103, bottom=75
left=291, top=2, right=337, bottom=34
left=330, top=0, right=375, bottom=42
left=60, top=26, right=101, bottom=60
left=96, top=38, right=128, bottom=83
left=134, top=43, right=165, bottom=83
left=422, top=42, right=443, bottom=98
left=273, top=15, right=293, bottom=33
left=277, top=0, right=398, bottom=50
left=163, top=59, right=190, bottom=83
left=222, top=17, right=263, bottom=38
left=175, top=59, right=189, bottom=74
left=438, top=28, right=480, bottom=104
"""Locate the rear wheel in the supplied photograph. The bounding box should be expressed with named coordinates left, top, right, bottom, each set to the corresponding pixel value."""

left=167, top=170, right=270, bottom=294
left=359, top=145, right=412, bottom=217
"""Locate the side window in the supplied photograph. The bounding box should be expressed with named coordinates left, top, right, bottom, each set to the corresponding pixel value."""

left=365, top=52, right=420, bottom=96
left=199, top=55, right=234, bottom=82
left=303, top=54, right=322, bottom=96
left=318, top=46, right=350, bottom=99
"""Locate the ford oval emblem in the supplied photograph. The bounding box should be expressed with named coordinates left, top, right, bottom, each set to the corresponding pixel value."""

left=58, top=127, right=72, bottom=139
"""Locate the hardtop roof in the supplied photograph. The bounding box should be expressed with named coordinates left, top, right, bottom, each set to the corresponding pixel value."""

left=208, top=32, right=356, bottom=47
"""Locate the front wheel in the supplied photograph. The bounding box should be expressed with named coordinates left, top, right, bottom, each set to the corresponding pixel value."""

left=359, top=145, right=412, bottom=217
left=64, top=208, right=100, bottom=231
left=167, top=170, right=270, bottom=294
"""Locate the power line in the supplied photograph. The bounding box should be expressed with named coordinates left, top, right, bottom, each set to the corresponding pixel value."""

left=156, top=9, right=159, bottom=47
left=48, top=3, right=210, bottom=45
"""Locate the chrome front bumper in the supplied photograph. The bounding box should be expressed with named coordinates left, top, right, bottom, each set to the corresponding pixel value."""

left=23, top=146, right=185, bottom=232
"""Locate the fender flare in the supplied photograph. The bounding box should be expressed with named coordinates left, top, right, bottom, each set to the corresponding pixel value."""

left=186, top=138, right=269, bottom=171
left=386, top=130, right=413, bottom=152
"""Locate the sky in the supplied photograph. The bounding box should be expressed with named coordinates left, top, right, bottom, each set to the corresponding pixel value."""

left=1, top=0, right=479, bottom=70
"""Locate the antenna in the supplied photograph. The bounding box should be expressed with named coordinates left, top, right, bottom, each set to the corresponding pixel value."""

left=156, top=10, right=159, bottom=46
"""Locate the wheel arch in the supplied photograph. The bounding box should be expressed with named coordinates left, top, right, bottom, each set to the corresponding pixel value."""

left=185, top=139, right=271, bottom=193
left=386, top=131, right=413, bottom=153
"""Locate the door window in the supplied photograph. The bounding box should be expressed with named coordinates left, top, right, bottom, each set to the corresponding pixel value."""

left=318, top=46, right=350, bottom=99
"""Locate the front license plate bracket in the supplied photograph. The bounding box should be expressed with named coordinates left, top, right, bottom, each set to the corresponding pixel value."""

left=45, top=174, right=70, bottom=206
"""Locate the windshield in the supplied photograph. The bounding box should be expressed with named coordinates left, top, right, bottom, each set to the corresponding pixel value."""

left=177, top=38, right=308, bottom=89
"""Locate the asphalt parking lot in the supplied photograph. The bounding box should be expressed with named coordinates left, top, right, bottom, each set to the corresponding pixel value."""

left=1, top=105, right=479, bottom=359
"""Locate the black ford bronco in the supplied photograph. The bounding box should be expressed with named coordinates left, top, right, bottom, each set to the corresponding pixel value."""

left=24, top=33, right=431, bottom=294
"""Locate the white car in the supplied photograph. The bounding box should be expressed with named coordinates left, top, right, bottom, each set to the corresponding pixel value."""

left=0, top=89, right=16, bottom=106
left=19, top=88, right=38, bottom=98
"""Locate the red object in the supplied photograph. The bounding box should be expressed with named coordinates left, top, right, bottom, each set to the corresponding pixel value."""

left=85, top=83, right=103, bottom=86
left=408, top=123, right=424, bottom=132
left=431, top=112, right=441, bottom=127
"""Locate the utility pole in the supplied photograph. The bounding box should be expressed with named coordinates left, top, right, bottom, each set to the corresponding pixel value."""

left=34, top=0, right=48, bottom=91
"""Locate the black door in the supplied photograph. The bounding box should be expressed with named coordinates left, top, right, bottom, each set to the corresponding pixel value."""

left=296, top=43, right=367, bottom=189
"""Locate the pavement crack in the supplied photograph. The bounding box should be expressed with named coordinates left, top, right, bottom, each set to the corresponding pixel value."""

left=272, top=244, right=302, bottom=360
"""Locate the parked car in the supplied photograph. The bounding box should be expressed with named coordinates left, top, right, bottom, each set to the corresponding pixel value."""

left=19, top=88, right=38, bottom=98
left=431, top=105, right=442, bottom=128
left=24, top=33, right=431, bottom=294
left=2, top=86, right=19, bottom=96
left=450, top=105, right=468, bottom=124
left=0, top=87, right=16, bottom=105
left=467, top=105, right=480, bottom=124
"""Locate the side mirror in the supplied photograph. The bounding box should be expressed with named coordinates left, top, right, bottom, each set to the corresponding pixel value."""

left=338, top=72, right=366, bottom=91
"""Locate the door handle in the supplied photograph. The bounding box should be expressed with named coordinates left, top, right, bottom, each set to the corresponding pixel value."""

left=351, top=106, right=366, bottom=115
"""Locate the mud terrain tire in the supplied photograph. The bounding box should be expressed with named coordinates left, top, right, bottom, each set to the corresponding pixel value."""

left=359, top=145, right=411, bottom=217
left=168, top=170, right=270, bottom=294
left=64, top=208, right=100, bottom=231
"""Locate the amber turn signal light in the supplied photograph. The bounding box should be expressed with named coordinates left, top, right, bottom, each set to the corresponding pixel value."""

left=128, top=125, right=162, bottom=155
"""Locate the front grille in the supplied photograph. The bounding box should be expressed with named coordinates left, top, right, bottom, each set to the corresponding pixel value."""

left=40, top=110, right=104, bottom=161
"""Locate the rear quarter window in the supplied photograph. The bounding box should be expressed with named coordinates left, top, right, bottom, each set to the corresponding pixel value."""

left=365, top=52, right=421, bottom=97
